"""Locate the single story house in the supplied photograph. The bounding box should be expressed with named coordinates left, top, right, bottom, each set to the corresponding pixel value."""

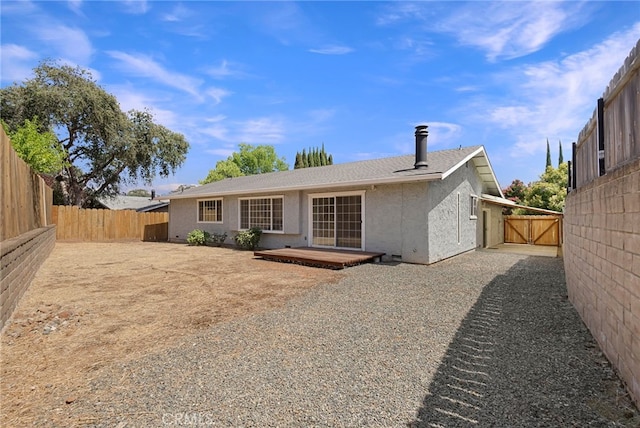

left=166, top=125, right=506, bottom=264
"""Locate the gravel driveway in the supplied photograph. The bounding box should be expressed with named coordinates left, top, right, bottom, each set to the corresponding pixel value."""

left=67, top=250, right=637, bottom=427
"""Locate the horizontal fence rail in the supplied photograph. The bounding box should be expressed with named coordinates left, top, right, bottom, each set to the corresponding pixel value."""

left=52, top=206, right=168, bottom=242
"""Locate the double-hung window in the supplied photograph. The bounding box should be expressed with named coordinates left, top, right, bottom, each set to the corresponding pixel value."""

left=239, top=196, right=283, bottom=232
left=198, top=199, right=223, bottom=223
left=470, top=195, right=478, bottom=219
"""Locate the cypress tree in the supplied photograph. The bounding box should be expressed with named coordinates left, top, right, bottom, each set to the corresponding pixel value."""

left=308, top=148, right=315, bottom=167
left=301, top=149, right=308, bottom=168
left=314, top=148, right=321, bottom=166
left=294, top=152, right=303, bottom=169
left=328, top=154, right=333, bottom=165
left=546, top=139, right=552, bottom=168
left=558, top=140, right=564, bottom=164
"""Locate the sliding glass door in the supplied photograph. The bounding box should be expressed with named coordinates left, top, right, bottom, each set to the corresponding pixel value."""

left=311, top=193, right=363, bottom=249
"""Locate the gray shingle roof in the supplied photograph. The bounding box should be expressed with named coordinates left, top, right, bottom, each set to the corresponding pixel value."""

left=168, top=145, right=502, bottom=199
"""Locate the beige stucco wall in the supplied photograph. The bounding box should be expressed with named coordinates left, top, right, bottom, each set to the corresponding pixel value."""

left=563, top=157, right=640, bottom=407
left=480, top=203, right=505, bottom=248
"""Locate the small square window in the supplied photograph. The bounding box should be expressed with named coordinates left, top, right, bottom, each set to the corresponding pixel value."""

left=198, top=199, right=223, bottom=223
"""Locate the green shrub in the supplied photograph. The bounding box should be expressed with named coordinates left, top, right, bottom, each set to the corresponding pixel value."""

left=234, top=227, right=262, bottom=250
left=209, top=232, right=227, bottom=246
left=187, top=229, right=211, bottom=246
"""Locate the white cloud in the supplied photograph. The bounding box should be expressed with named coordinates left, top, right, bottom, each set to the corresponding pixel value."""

left=485, top=23, right=640, bottom=156
left=375, top=3, right=424, bottom=26
left=205, top=87, right=232, bottom=105
left=205, top=115, right=227, bottom=123
left=378, top=2, right=591, bottom=61
left=67, top=0, right=83, bottom=14
left=109, top=84, right=180, bottom=129
left=439, top=2, right=574, bottom=60
left=205, top=148, right=235, bottom=157
left=162, top=4, right=191, bottom=22
left=205, top=60, right=249, bottom=79
left=120, top=0, right=149, bottom=15
left=107, top=51, right=204, bottom=100
left=33, top=24, right=94, bottom=65
left=309, top=45, right=354, bottom=55
left=426, top=122, right=463, bottom=147
left=236, top=117, right=286, bottom=144
left=0, top=44, right=38, bottom=82
left=201, top=125, right=230, bottom=142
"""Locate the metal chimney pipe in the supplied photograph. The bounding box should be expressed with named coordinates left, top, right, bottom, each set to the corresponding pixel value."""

left=414, top=125, right=429, bottom=169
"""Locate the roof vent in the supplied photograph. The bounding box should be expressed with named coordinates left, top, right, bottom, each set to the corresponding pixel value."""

left=414, top=125, right=428, bottom=169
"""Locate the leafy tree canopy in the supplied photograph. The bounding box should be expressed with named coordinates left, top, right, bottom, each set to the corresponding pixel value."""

left=0, top=61, right=189, bottom=206
left=3, top=117, right=66, bottom=174
left=523, top=163, right=568, bottom=213
left=200, top=159, right=244, bottom=184
left=503, top=179, right=527, bottom=205
left=201, top=144, right=288, bottom=184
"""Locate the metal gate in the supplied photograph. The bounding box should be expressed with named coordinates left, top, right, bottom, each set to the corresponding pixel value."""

left=504, top=215, right=562, bottom=246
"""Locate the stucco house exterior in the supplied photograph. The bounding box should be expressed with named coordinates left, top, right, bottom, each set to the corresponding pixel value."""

left=166, top=125, right=506, bottom=264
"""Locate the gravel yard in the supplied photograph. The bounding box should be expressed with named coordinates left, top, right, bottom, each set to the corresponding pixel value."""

left=2, top=243, right=638, bottom=426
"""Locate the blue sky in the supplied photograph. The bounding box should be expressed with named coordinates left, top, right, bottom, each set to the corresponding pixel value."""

left=2, top=1, right=639, bottom=194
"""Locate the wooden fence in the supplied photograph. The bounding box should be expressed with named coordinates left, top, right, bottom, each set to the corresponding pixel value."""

left=573, top=39, right=639, bottom=189
left=504, top=215, right=562, bottom=246
left=1, top=127, right=53, bottom=241
left=52, top=206, right=168, bottom=242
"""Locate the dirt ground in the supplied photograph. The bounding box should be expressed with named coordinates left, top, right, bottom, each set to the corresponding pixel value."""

left=0, top=242, right=344, bottom=426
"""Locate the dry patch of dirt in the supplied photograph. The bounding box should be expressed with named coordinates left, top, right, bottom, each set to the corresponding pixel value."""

left=0, top=242, right=343, bottom=426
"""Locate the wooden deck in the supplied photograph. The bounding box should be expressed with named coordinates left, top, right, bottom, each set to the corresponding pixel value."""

left=254, top=247, right=385, bottom=269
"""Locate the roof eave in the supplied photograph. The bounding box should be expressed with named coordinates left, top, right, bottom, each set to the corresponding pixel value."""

left=165, top=172, right=444, bottom=200
left=480, top=194, right=563, bottom=216
left=441, top=146, right=503, bottom=197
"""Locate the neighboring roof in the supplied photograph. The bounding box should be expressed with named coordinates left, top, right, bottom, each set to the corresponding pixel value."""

left=167, top=145, right=503, bottom=200
left=136, top=202, right=169, bottom=213
left=481, top=194, right=563, bottom=216
left=97, top=195, right=169, bottom=211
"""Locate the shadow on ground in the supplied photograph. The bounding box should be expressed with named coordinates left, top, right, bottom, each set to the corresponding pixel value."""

left=408, top=256, right=638, bottom=427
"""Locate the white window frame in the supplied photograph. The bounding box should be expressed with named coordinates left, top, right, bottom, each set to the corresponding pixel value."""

left=470, top=194, right=478, bottom=219
left=238, top=195, right=284, bottom=233
left=197, top=198, right=223, bottom=223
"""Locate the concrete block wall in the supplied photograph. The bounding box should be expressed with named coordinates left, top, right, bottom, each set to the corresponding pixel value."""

left=563, top=157, right=640, bottom=407
left=0, top=225, right=56, bottom=331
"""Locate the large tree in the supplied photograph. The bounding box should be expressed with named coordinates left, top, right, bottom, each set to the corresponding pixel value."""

left=201, top=144, right=288, bottom=184
left=0, top=61, right=189, bottom=206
